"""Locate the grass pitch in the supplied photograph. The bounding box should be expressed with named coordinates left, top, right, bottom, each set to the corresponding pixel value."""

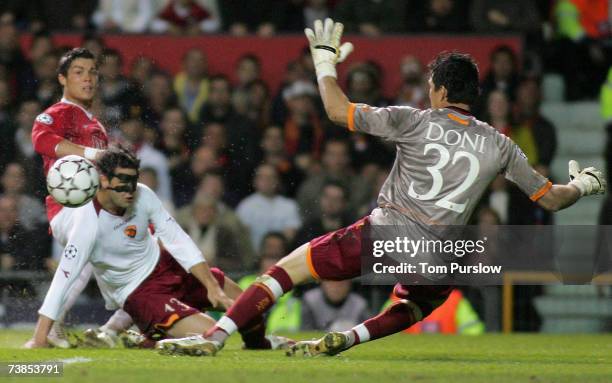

left=0, top=330, right=610, bottom=383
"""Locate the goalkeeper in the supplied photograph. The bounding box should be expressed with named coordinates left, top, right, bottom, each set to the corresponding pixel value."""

left=158, top=18, right=606, bottom=357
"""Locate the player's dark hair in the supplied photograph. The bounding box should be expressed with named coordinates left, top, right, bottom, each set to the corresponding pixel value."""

left=428, top=51, right=480, bottom=106
left=97, top=145, right=141, bottom=178
left=57, top=47, right=96, bottom=77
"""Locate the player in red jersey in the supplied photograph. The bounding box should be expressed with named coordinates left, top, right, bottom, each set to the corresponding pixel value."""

left=24, top=48, right=127, bottom=349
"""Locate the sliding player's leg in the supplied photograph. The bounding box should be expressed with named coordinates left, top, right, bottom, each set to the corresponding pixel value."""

left=157, top=268, right=293, bottom=355
left=159, top=216, right=371, bottom=356
left=290, top=284, right=452, bottom=356
left=204, top=242, right=313, bottom=345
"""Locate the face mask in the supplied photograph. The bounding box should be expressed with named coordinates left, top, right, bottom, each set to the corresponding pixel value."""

left=108, top=172, right=138, bottom=193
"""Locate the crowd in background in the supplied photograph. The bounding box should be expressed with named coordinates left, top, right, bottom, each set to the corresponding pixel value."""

left=0, top=0, right=610, bottom=331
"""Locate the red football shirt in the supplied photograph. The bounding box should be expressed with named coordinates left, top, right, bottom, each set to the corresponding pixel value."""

left=32, top=98, right=108, bottom=221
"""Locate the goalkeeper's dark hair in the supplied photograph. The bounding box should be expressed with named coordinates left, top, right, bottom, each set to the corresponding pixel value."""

left=428, top=51, right=480, bottom=106
left=97, top=145, right=141, bottom=178
left=57, top=47, right=97, bottom=77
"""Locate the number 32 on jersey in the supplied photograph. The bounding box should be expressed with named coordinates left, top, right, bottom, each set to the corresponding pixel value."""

left=408, top=143, right=480, bottom=214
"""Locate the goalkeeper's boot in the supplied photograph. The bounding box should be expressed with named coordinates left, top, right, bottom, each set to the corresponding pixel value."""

left=82, top=328, right=118, bottom=348
left=47, top=322, right=71, bottom=349
left=287, top=332, right=349, bottom=357
left=120, top=329, right=148, bottom=348
left=156, top=335, right=222, bottom=356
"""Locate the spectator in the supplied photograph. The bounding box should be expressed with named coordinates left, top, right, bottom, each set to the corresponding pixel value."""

left=28, top=30, right=55, bottom=63
left=0, top=18, right=29, bottom=101
left=303, top=0, right=332, bottom=31
left=219, top=1, right=280, bottom=37
left=346, top=64, right=388, bottom=107
left=119, top=118, right=172, bottom=202
left=260, top=125, right=303, bottom=196
left=98, top=49, right=141, bottom=127
left=0, top=195, right=48, bottom=272
left=138, top=167, right=175, bottom=214
left=470, top=0, right=540, bottom=34
left=476, top=45, right=520, bottom=115
left=297, top=139, right=370, bottom=221
left=157, top=106, right=191, bottom=172
left=334, top=0, right=407, bottom=36
left=1, top=162, right=46, bottom=230
left=281, top=80, right=324, bottom=170
left=177, top=192, right=255, bottom=272
left=244, top=79, right=272, bottom=131
left=37, top=0, right=97, bottom=31
left=410, top=0, right=470, bottom=33
left=238, top=232, right=302, bottom=333
left=174, top=48, right=209, bottom=123
left=92, top=0, right=157, bottom=33
left=141, top=71, right=177, bottom=131
left=506, top=77, right=557, bottom=225
left=293, top=181, right=351, bottom=247
left=198, top=75, right=258, bottom=165
left=395, top=55, right=428, bottom=108
left=2, top=99, right=45, bottom=196
left=151, top=0, right=221, bottom=35
left=129, top=55, right=155, bottom=90
left=236, top=164, right=302, bottom=249
left=550, top=0, right=612, bottom=100
left=484, top=90, right=512, bottom=135
left=235, top=54, right=262, bottom=90
left=81, top=32, right=105, bottom=60
left=301, top=280, right=371, bottom=331
left=513, top=77, right=557, bottom=177
left=171, top=144, right=220, bottom=207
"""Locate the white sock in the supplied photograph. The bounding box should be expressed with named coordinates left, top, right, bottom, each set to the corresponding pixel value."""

left=100, top=309, right=133, bottom=335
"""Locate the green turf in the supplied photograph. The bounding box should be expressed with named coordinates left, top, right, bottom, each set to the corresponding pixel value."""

left=0, top=330, right=610, bottom=383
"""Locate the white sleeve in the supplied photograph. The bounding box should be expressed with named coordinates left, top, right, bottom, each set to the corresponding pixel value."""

left=38, top=206, right=98, bottom=320
left=142, top=184, right=205, bottom=272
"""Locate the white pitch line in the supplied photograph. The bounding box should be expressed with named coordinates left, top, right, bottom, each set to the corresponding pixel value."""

left=57, top=357, right=93, bottom=365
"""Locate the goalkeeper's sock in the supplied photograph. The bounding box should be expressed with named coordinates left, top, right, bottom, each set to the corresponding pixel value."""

left=343, top=300, right=423, bottom=347
left=240, top=315, right=271, bottom=349
left=206, top=266, right=293, bottom=343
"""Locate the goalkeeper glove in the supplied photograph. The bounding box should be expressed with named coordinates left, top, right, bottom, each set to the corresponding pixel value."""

left=568, top=160, right=606, bottom=196
left=304, top=18, right=354, bottom=81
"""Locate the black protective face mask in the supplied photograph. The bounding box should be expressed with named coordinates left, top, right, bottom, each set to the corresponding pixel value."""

left=108, top=173, right=138, bottom=193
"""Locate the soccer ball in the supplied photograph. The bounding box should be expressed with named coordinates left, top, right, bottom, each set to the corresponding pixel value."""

left=47, top=155, right=100, bottom=207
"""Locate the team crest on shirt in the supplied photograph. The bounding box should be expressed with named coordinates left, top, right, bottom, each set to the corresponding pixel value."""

left=124, top=225, right=137, bottom=238
left=36, top=113, right=53, bottom=125
left=63, top=244, right=78, bottom=259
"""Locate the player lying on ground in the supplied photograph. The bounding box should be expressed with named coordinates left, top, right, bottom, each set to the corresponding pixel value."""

left=24, top=146, right=291, bottom=352
left=157, top=18, right=606, bottom=357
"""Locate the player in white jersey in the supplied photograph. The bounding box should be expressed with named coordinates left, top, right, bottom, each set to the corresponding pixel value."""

left=156, top=18, right=606, bottom=357
left=25, top=146, right=291, bottom=352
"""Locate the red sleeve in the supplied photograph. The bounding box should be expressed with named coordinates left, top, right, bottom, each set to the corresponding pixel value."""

left=31, top=110, right=66, bottom=157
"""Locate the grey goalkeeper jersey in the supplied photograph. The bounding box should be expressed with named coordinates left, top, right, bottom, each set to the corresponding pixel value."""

left=349, top=104, right=551, bottom=226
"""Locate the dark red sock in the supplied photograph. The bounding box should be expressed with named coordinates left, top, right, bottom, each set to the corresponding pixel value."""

left=213, top=266, right=294, bottom=332
left=240, top=315, right=271, bottom=349
left=362, top=301, right=420, bottom=341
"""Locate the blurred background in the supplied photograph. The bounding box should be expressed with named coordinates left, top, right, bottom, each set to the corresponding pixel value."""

left=0, top=0, right=611, bottom=334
